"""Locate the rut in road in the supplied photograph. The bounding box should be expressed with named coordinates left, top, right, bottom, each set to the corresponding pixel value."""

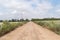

left=0, top=22, right=60, bottom=40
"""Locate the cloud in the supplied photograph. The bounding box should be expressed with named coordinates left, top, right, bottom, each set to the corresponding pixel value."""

left=11, top=10, right=17, bottom=14
left=0, top=0, right=54, bottom=20
left=0, top=13, right=3, bottom=15
left=56, top=9, right=60, bottom=13
left=54, top=5, right=60, bottom=14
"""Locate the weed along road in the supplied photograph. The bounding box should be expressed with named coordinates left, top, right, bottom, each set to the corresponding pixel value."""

left=0, top=22, right=60, bottom=40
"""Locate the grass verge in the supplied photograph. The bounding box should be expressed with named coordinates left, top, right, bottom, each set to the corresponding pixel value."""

left=0, top=21, right=27, bottom=37
left=34, top=21, right=60, bottom=35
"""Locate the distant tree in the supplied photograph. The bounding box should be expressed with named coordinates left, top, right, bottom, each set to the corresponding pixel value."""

left=25, top=19, right=29, bottom=21
left=11, top=19, right=18, bottom=22
left=31, top=19, right=40, bottom=21
left=20, top=19, right=24, bottom=22
left=0, top=20, right=3, bottom=22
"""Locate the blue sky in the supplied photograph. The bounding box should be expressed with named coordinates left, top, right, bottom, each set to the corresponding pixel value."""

left=0, top=0, right=60, bottom=20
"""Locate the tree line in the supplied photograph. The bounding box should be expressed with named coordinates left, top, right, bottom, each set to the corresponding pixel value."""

left=31, top=18, right=60, bottom=21
left=0, top=18, right=60, bottom=22
left=0, top=19, right=29, bottom=22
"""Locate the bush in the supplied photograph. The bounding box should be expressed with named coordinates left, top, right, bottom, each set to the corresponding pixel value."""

left=34, top=21, right=60, bottom=35
left=0, top=21, right=26, bottom=37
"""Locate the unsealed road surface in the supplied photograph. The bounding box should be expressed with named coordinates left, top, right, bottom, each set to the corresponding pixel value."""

left=0, top=22, right=60, bottom=40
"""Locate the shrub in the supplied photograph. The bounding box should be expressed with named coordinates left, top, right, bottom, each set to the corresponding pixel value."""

left=34, top=21, right=60, bottom=35
left=0, top=21, right=26, bottom=37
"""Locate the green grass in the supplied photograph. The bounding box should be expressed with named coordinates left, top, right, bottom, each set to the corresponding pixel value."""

left=0, top=21, right=27, bottom=37
left=34, top=20, right=60, bottom=35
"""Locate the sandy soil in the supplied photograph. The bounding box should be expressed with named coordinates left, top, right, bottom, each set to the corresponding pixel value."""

left=0, top=22, right=60, bottom=40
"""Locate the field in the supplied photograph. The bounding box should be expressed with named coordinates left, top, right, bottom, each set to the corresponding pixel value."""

left=0, top=21, right=27, bottom=37
left=33, top=20, right=60, bottom=35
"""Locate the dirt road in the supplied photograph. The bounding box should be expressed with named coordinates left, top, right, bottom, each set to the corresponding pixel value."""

left=0, top=22, right=60, bottom=40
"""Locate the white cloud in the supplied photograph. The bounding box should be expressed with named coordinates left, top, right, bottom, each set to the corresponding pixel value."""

left=0, top=13, right=3, bottom=15
left=11, top=10, right=17, bottom=14
left=32, top=1, right=53, bottom=16
left=55, top=5, right=60, bottom=13
left=56, top=9, right=60, bottom=13
left=0, top=0, right=53, bottom=19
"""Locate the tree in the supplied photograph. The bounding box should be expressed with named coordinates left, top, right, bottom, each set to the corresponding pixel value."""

left=20, top=19, right=24, bottom=22
left=25, top=19, right=29, bottom=21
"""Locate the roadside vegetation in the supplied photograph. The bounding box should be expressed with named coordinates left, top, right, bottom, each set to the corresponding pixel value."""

left=0, top=19, right=29, bottom=37
left=31, top=18, right=60, bottom=35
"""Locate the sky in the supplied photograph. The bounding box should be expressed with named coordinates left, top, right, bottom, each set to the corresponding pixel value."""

left=0, top=0, right=60, bottom=20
